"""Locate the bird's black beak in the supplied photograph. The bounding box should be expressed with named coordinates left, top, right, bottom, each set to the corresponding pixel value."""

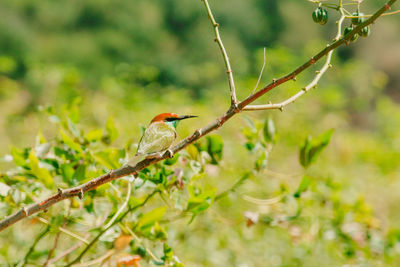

left=177, top=115, right=198, bottom=120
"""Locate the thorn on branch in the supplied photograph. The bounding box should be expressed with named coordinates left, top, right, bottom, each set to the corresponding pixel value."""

left=279, top=106, right=284, bottom=112
left=214, top=38, right=218, bottom=42
left=22, top=207, right=28, bottom=216
left=164, top=149, right=174, bottom=158
left=310, top=58, right=316, bottom=64
left=78, top=189, right=84, bottom=200
left=315, top=70, right=320, bottom=74
left=384, top=4, right=391, bottom=11
left=328, top=64, right=333, bottom=68
left=216, top=118, right=223, bottom=128
left=58, top=188, right=64, bottom=196
left=272, top=78, right=277, bottom=84
left=195, top=129, right=202, bottom=137
left=231, top=103, right=240, bottom=113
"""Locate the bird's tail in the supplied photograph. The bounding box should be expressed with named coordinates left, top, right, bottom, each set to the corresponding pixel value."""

left=127, top=154, right=146, bottom=167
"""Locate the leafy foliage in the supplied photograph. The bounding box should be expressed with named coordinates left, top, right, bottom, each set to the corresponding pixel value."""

left=0, top=0, right=399, bottom=266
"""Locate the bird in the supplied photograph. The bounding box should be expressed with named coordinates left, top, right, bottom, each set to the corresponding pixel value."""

left=128, top=113, right=197, bottom=166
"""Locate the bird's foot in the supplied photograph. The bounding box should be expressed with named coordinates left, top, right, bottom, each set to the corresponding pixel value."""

left=163, top=149, right=174, bottom=158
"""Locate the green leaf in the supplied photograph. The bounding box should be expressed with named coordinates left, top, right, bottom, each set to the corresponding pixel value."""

left=187, top=185, right=216, bottom=214
left=60, top=130, right=83, bottom=153
left=255, top=151, right=267, bottom=171
left=72, top=164, right=86, bottom=182
left=162, top=243, right=173, bottom=261
left=153, top=222, right=167, bottom=240
left=85, top=129, right=103, bottom=142
left=67, top=118, right=82, bottom=139
left=263, top=117, right=276, bottom=143
left=294, top=176, right=312, bottom=198
left=103, top=117, right=119, bottom=144
left=299, top=129, right=334, bottom=168
left=28, top=150, right=54, bottom=189
left=10, top=146, right=27, bottom=167
left=164, top=153, right=180, bottom=166
left=206, top=135, right=223, bottom=164
left=136, top=206, right=167, bottom=230
left=0, top=182, right=11, bottom=197
left=186, top=144, right=198, bottom=160
left=93, top=148, right=125, bottom=170
left=61, top=163, right=74, bottom=184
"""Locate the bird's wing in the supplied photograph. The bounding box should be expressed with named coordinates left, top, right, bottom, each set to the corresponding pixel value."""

left=136, top=122, right=176, bottom=155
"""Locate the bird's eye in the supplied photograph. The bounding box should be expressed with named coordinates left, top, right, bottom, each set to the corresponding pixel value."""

left=165, top=117, right=176, bottom=122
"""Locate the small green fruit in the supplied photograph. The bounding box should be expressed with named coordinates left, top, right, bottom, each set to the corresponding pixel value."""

left=312, top=7, right=328, bottom=25
left=359, top=26, right=371, bottom=37
left=344, top=27, right=358, bottom=42
left=351, top=12, right=364, bottom=25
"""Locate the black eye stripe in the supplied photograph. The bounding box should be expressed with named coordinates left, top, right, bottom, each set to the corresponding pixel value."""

left=165, top=117, right=176, bottom=122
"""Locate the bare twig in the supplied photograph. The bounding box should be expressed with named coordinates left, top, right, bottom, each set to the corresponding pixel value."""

left=122, top=223, right=161, bottom=262
left=47, top=234, right=91, bottom=265
left=202, top=0, right=238, bottom=106
left=251, top=47, right=267, bottom=95
left=0, top=0, right=396, bottom=233
left=103, top=181, right=132, bottom=229
left=243, top=4, right=346, bottom=111
left=19, top=225, right=50, bottom=267
left=71, top=249, right=115, bottom=267
left=37, top=217, right=89, bottom=244
left=215, top=172, right=252, bottom=201
left=67, top=190, right=158, bottom=266
left=43, top=200, right=72, bottom=267
left=238, top=0, right=396, bottom=109
left=346, top=9, right=400, bottom=18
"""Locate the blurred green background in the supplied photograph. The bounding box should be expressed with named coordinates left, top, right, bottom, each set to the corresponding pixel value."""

left=0, top=0, right=400, bottom=266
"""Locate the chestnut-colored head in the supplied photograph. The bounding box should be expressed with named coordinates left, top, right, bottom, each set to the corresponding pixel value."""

left=150, top=113, right=197, bottom=128
left=151, top=113, right=197, bottom=123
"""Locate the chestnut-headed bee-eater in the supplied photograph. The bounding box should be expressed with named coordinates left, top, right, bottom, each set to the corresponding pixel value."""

left=128, top=113, right=197, bottom=166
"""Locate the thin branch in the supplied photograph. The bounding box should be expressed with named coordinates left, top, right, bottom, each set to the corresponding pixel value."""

left=43, top=200, right=72, bottom=267
left=238, top=0, right=396, bottom=109
left=243, top=5, right=346, bottom=111
left=67, top=190, right=158, bottom=266
left=0, top=0, right=396, bottom=233
left=37, top=217, right=89, bottom=244
left=346, top=9, right=400, bottom=18
left=71, top=249, right=115, bottom=267
left=103, top=181, right=132, bottom=229
left=251, top=47, right=267, bottom=95
left=19, top=225, right=50, bottom=267
left=242, top=194, right=282, bottom=205
left=47, top=234, right=91, bottom=265
left=202, top=0, right=238, bottom=106
left=122, top=223, right=161, bottom=262
left=215, top=173, right=252, bottom=201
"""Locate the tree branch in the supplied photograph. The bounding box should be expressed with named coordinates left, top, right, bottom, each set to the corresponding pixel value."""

left=0, top=0, right=396, bottom=233
left=238, top=0, right=396, bottom=109
left=243, top=3, right=346, bottom=111
left=202, top=0, right=238, bottom=106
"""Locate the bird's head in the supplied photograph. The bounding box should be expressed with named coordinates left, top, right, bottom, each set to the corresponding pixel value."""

left=150, top=113, right=197, bottom=128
